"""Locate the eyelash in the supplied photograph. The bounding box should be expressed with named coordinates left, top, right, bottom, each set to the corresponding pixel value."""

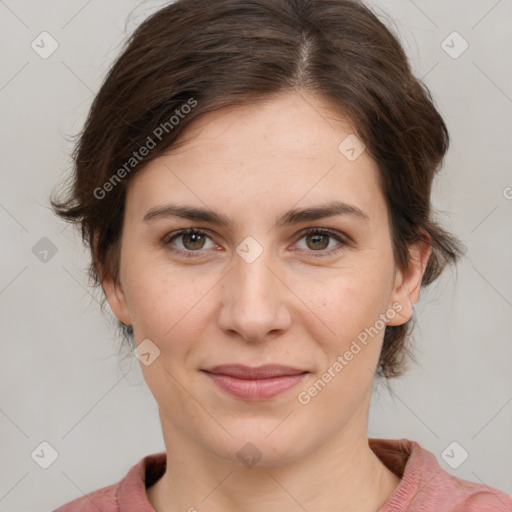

left=162, top=227, right=349, bottom=259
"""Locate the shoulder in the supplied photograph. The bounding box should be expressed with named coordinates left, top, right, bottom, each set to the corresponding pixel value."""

left=464, top=492, right=512, bottom=511
left=429, top=470, right=512, bottom=511
left=51, top=452, right=167, bottom=512
left=370, top=438, right=512, bottom=512
left=409, top=440, right=512, bottom=511
left=52, top=483, right=118, bottom=512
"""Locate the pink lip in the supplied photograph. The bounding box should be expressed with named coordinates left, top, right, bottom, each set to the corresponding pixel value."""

left=202, top=365, right=309, bottom=400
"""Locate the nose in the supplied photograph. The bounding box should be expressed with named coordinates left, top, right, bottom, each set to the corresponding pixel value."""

left=216, top=244, right=292, bottom=343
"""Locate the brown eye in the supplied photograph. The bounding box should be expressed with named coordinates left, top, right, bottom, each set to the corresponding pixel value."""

left=305, top=232, right=330, bottom=250
left=181, top=231, right=206, bottom=250
left=294, top=228, right=347, bottom=256
left=163, top=228, right=216, bottom=256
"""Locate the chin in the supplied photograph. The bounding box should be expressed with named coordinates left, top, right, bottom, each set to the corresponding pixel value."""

left=207, top=421, right=310, bottom=468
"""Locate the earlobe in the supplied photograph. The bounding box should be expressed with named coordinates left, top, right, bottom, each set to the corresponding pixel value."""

left=387, top=235, right=432, bottom=326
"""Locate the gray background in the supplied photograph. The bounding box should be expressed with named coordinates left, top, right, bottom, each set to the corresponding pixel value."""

left=1, top=0, right=511, bottom=510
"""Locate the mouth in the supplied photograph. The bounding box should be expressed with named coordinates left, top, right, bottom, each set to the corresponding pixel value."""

left=201, top=364, right=309, bottom=400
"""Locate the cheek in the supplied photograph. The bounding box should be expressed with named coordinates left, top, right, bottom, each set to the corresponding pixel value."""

left=121, top=253, right=232, bottom=376
left=119, top=245, right=185, bottom=327
left=294, top=261, right=394, bottom=340
left=290, top=261, right=395, bottom=400
left=126, top=270, right=206, bottom=340
left=124, top=266, right=211, bottom=410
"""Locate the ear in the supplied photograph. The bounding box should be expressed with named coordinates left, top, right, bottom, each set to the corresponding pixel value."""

left=387, top=231, right=432, bottom=326
left=100, top=270, right=132, bottom=326
left=95, top=249, right=132, bottom=326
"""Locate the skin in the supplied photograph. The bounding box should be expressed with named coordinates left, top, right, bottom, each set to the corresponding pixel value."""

left=101, top=90, right=431, bottom=512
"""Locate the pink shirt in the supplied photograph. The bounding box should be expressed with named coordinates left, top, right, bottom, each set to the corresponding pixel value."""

left=53, top=438, right=512, bottom=511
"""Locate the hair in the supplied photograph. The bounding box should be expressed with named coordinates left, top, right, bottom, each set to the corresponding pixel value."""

left=51, top=0, right=465, bottom=380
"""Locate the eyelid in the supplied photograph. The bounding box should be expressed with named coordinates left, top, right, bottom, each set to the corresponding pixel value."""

left=292, top=227, right=350, bottom=255
left=162, top=227, right=213, bottom=243
left=162, top=228, right=217, bottom=253
left=162, top=226, right=351, bottom=257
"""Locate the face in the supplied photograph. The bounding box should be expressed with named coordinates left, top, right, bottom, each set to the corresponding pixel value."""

left=103, top=91, right=427, bottom=467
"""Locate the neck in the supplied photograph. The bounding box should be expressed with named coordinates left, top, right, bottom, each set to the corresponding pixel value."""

left=147, top=413, right=400, bottom=512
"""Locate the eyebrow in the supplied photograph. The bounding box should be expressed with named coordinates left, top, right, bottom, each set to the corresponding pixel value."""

left=142, top=200, right=369, bottom=227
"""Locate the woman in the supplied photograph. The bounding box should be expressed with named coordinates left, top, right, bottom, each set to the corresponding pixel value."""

left=51, top=0, right=512, bottom=510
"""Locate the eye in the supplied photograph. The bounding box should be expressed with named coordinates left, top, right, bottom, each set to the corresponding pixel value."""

left=163, top=228, right=217, bottom=257
left=293, top=228, right=347, bottom=256
left=162, top=227, right=349, bottom=259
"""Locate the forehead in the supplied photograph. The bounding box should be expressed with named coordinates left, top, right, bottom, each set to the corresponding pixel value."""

left=125, top=91, right=385, bottom=223
left=169, top=91, right=361, bottom=161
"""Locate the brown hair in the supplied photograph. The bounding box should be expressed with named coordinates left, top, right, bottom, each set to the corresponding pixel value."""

left=51, top=0, right=464, bottom=379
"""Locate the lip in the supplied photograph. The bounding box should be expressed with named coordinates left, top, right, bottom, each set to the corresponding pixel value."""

left=202, top=365, right=309, bottom=400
